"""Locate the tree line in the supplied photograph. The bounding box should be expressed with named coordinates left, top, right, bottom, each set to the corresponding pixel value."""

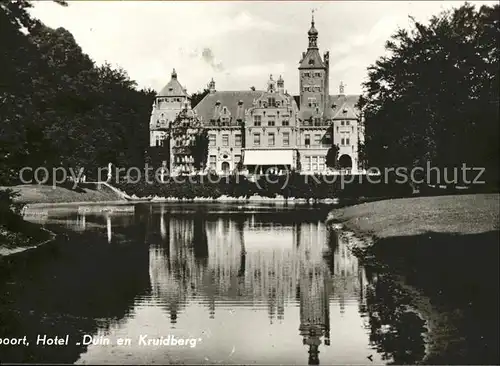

left=359, top=3, right=499, bottom=186
left=1, top=0, right=156, bottom=185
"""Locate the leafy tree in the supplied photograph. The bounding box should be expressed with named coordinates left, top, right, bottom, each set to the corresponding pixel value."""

left=359, top=3, right=499, bottom=184
left=325, top=144, right=339, bottom=169
left=0, top=0, right=156, bottom=184
left=191, top=88, right=209, bottom=108
left=193, top=129, right=209, bottom=170
left=250, top=86, right=256, bottom=91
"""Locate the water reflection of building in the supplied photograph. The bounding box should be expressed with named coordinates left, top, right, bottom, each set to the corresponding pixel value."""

left=331, top=230, right=364, bottom=315
left=148, top=212, right=371, bottom=364
left=149, top=215, right=206, bottom=324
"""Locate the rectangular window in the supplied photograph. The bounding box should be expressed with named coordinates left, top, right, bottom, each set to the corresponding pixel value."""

left=305, top=134, right=310, bottom=147
left=314, top=72, right=321, bottom=77
left=346, top=138, right=350, bottom=145
left=341, top=138, right=345, bottom=146
left=346, top=121, right=350, bottom=126
left=268, top=133, right=275, bottom=146
left=254, top=115, right=261, bottom=126
left=209, top=134, right=216, bottom=147
left=155, top=136, right=161, bottom=147
left=319, top=156, right=325, bottom=171
left=312, top=160, right=318, bottom=171
left=222, top=134, right=229, bottom=147
left=304, top=156, right=311, bottom=171
left=283, top=132, right=290, bottom=147
left=314, top=118, right=321, bottom=126
left=308, top=97, right=317, bottom=108
left=282, top=120, right=289, bottom=126
left=209, top=155, right=216, bottom=171
left=268, top=97, right=275, bottom=107
left=314, top=134, right=321, bottom=146
left=254, top=133, right=261, bottom=146
left=268, top=120, right=275, bottom=127
left=341, top=121, right=345, bottom=126
left=235, top=134, right=242, bottom=147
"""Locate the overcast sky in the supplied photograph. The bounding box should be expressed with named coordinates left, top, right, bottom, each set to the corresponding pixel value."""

left=30, top=1, right=496, bottom=96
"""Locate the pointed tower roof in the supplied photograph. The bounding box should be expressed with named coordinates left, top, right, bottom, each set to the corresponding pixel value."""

left=157, top=68, right=189, bottom=97
left=308, top=10, right=318, bottom=37
left=299, top=12, right=325, bottom=70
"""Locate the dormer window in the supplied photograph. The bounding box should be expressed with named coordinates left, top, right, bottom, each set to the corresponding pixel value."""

left=309, top=59, right=315, bottom=65
left=254, top=115, right=262, bottom=126
left=169, top=88, right=173, bottom=92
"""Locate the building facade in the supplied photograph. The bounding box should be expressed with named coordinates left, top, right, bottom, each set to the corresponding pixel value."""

left=149, top=69, right=205, bottom=174
left=243, top=75, right=301, bottom=174
left=149, top=15, right=364, bottom=175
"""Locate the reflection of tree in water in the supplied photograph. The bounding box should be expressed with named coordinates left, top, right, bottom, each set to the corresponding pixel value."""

left=360, top=267, right=427, bottom=364
left=0, top=223, right=150, bottom=364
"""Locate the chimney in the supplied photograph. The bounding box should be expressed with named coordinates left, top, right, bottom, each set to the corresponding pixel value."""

left=277, top=75, right=284, bottom=94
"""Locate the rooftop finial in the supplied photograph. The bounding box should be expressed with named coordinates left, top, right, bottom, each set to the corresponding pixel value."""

left=172, top=68, right=177, bottom=79
left=308, top=10, right=318, bottom=47
left=339, top=81, right=345, bottom=94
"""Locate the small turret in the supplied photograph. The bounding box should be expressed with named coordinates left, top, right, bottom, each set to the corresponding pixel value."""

left=208, top=78, right=216, bottom=94
left=277, top=75, right=284, bottom=94
left=339, top=81, right=345, bottom=95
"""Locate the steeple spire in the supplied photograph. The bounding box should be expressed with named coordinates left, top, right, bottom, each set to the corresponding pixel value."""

left=171, top=68, right=177, bottom=79
left=339, top=81, right=345, bottom=95
left=308, top=9, right=318, bottom=49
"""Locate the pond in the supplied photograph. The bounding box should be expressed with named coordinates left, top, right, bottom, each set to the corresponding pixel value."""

left=0, top=203, right=428, bottom=364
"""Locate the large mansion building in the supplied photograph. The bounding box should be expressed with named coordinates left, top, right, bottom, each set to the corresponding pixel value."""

left=149, top=15, right=364, bottom=175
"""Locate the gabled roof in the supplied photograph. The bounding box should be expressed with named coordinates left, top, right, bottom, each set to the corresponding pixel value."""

left=293, top=94, right=361, bottom=121
left=194, top=91, right=263, bottom=125
left=330, top=94, right=360, bottom=120
left=299, top=49, right=325, bottom=69
left=157, top=76, right=188, bottom=97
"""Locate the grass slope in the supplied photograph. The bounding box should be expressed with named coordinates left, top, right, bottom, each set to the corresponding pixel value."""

left=3, top=184, right=123, bottom=204
left=328, top=194, right=499, bottom=239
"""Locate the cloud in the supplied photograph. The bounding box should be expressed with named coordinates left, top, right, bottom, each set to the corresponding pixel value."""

left=201, top=48, right=225, bottom=72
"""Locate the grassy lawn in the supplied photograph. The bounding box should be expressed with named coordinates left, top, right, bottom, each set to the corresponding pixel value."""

left=328, top=194, right=499, bottom=239
left=329, top=194, right=500, bottom=364
left=2, top=184, right=122, bottom=204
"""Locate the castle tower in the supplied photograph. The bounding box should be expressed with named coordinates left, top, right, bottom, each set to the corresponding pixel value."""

left=298, top=11, right=328, bottom=116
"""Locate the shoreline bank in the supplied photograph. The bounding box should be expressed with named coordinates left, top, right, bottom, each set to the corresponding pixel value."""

left=328, top=194, right=499, bottom=364
left=0, top=227, right=56, bottom=258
